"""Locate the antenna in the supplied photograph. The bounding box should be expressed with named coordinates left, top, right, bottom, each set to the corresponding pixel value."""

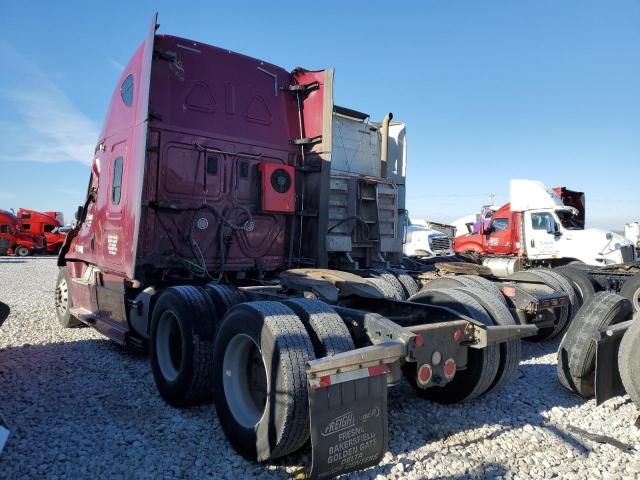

left=489, top=193, right=496, bottom=205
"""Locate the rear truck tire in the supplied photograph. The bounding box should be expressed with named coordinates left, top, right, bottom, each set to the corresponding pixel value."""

left=451, top=275, right=508, bottom=306
left=618, top=315, right=640, bottom=407
left=620, top=274, right=640, bottom=312
left=370, top=269, right=407, bottom=300
left=55, top=267, right=82, bottom=328
left=556, top=292, right=633, bottom=398
left=212, top=301, right=315, bottom=461
left=203, top=283, right=247, bottom=318
left=418, top=276, right=467, bottom=291
left=367, top=277, right=404, bottom=300
left=451, top=286, right=522, bottom=393
left=0, top=301, right=9, bottom=326
left=406, top=288, right=500, bottom=403
left=150, top=286, right=217, bottom=407
left=390, top=269, right=420, bottom=297
left=420, top=275, right=509, bottom=308
left=532, top=268, right=579, bottom=320
left=508, top=270, right=570, bottom=340
left=552, top=266, right=597, bottom=307
left=282, top=298, right=355, bottom=357
left=14, top=246, right=31, bottom=257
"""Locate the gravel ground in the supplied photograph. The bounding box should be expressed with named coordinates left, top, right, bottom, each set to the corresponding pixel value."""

left=1, top=257, right=640, bottom=479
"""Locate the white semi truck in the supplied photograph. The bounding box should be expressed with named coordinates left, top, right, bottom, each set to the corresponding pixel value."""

left=403, top=219, right=455, bottom=257
left=454, top=180, right=636, bottom=269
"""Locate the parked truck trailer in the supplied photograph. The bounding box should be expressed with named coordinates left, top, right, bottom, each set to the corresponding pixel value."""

left=55, top=16, right=536, bottom=478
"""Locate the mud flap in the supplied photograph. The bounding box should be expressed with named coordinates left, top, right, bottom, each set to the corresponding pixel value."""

left=595, top=320, right=632, bottom=405
left=308, top=367, right=389, bottom=479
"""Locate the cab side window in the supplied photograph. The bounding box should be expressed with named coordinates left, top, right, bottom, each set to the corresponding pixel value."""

left=0, top=225, right=12, bottom=234
left=22, top=224, right=31, bottom=231
left=112, top=156, right=123, bottom=205
left=44, top=225, right=55, bottom=233
left=120, top=74, right=134, bottom=107
left=491, top=218, right=509, bottom=232
left=531, top=212, right=554, bottom=230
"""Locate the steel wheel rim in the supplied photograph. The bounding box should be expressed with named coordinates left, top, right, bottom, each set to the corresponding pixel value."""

left=55, top=278, right=68, bottom=314
left=16, top=247, right=28, bottom=256
left=156, top=310, right=183, bottom=382
left=223, top=333, right=268, bottom=429
left=632, top=288, right=640, bottom=312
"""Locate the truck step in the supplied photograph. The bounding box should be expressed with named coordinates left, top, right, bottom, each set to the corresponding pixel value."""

left=69, top=307, right=93, bottom=320
left=69, top=307, right=127, bottom=345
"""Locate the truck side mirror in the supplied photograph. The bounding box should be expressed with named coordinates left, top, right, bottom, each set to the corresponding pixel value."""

left=75, top=205, right=84, bottom=221
left=545, top=216, right=561, bottom=236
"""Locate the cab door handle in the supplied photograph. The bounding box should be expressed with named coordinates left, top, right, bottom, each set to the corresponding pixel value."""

left=530, top=240, right=535, bottom=247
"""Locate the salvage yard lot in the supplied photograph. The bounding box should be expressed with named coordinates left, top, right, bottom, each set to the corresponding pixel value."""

left=1, top=257, right=639, bottom=479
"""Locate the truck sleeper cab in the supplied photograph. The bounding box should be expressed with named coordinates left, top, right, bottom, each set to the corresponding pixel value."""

left=56, top=16, right=533, bottom=479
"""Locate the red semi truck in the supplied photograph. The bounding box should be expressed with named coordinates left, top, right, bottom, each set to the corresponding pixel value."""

left=0, top=209, right=45, bottom=256
left=17, top=209, right=67, bottom=254
left=55, top=16, right=536, bottom=478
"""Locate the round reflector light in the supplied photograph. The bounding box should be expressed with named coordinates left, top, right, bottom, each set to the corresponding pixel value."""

left=418, top=364, right=432, bottom=385
left=443, top=358, right=456, bottom=380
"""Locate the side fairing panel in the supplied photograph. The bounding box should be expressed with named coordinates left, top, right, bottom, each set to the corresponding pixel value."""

left=291, top=69, right=334, bottom=267
left=67, top=42, right=147, bottom=278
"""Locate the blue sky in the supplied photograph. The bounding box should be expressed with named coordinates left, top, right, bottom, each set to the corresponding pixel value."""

left=1, top=1, right=638, bottom=229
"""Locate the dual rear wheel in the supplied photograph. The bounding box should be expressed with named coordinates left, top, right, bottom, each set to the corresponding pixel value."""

left=408, top=279, right=522, bottom=403
left=150, top=289, right=355, bottom=461
left=59, top=269, right=523, bottom=462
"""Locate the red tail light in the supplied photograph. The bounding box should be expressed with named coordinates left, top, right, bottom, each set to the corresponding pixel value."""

left=453, top=329, right=462, bottom=342
left=443, top=359, right=456, bottom=380
left=417, top=364, right=432, bottom=385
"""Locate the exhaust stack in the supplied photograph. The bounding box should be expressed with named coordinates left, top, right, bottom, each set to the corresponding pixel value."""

left=380, top=112, right=393, bottom=178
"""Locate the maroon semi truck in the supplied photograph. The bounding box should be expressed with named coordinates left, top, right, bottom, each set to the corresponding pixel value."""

left=56, top=16, right=535, bottom=478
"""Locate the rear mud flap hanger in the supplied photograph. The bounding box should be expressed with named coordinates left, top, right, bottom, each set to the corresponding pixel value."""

left=303, top=322, right=536, bottom=478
